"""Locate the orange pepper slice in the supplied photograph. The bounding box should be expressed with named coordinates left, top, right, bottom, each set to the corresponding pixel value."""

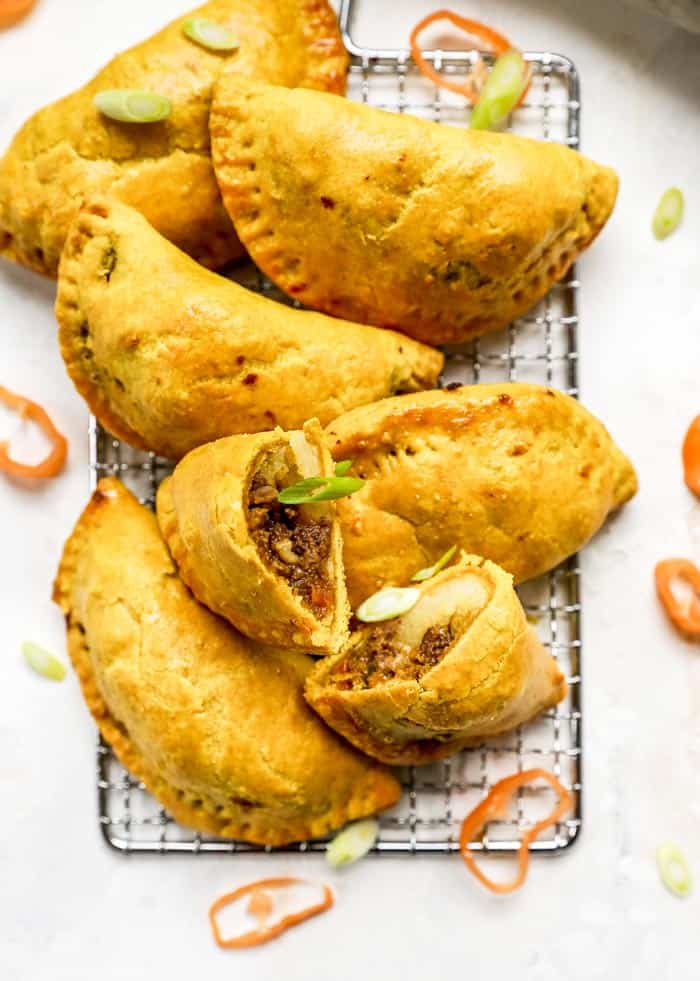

left=409, top=9, right=530, bottom=106
left=209, top=877, right=334, bottom=949
left=0, top=0, right=36, bottom=29
left=0, top=384, right=68, bottom=479
left=459, top=768, right=573, bottom=893
left=682, top=415, right=700, bottom=499
left=655, top=558, right=700, bottom=641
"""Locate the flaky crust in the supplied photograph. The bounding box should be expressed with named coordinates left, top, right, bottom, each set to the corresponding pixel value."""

left=52, top=478, right=399, bottom=846
left=326, top=383, right=638, bottom=607
left=156, top=422, right=349, bottom=652
left=305, top=555, right=566, bottom=764
left=55, top=199, right=442, bottom=459
left=211, top=78, right=618, bottom=344
left=0, top=0, right=348, bottom=277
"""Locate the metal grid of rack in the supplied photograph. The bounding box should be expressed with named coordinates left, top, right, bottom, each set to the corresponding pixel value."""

left=93, top=1, right=583, bottom=856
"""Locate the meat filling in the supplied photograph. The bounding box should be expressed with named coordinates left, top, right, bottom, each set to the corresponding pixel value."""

left=247, top=471, right=333, bottom=617
left=332, top=621, right=455, bottom=690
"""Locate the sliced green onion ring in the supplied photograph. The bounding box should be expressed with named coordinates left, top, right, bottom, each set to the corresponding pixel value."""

left=278, top=475, right=364, bottom=505
left=356, top=586, right=421, bottom=623
left=470, top=49, right=528, bottom=131
left=411, top=544, right=458, bottom=582
left=656, top=843, right=692, bottom=897
left=94, top=90, right=172, bottom=123
left=326, top=818, right=380, bottom=867
left=334, top=459, right=353, bottom=477
left=652, top=187, right=684, bottom=240
left=182, top=17, right=239, bottom=52
left=22, top=641, right=66, bottom=682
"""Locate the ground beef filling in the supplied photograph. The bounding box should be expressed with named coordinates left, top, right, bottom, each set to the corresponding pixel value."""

left=247, top=480, right=333, bottom=616
left=332, top=622, right=455, bottom=690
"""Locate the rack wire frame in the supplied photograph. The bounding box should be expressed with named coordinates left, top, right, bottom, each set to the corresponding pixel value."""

left=92, top=1, right=583, bottom=856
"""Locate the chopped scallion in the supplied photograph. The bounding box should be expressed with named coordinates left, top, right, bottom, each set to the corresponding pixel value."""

left=94, top=90, right=172, bottom=123
left=652, top=187, right=684, bottom=240
left=326, top=819, right=379, bottom=867
left=411, top=544, right=458, bottom=582
left=656, top=843, right=692, bottom=897
left=278, top=475, right=364, bottom=505
left=355, top=586, right=421, bottom=623
left=470, top=49, right=528, bottom=131
left=182, top=18, right=239, bottom=52
left=22, top=641, right=66, bottom=682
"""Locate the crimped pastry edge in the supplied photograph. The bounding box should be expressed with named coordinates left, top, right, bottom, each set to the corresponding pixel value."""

left=210, top=80, right=618, bottom=344
left=53, top=480, right=400, bottom=846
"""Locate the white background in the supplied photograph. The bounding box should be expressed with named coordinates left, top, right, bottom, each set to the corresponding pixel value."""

left=1, top=1, right=699, bottom=978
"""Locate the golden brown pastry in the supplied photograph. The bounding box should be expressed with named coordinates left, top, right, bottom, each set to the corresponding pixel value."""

left=0, top=0, right=347, bottom=277
left=157, top=421, right=349, bottom=653
left=210, top=77, right=618, bottom=344
left=306, top=554, right=567, bottom=764
left=53, top=477, right=400, bottom=846
left=326, top=383, right=638, bottom=607
left=55, top=199, right=443, bottom=459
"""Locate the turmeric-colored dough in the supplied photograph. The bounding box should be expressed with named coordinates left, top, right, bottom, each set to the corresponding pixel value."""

left=55, top=199, right=443, bottom=459
left=326, top=384, right=638, bottom=607
left=53, top=477, right=400, bottom=846
left=211, top=77, right=618, bottom=344
left=0, top=0, right=348, bottom=277
left=306, top=554, right=566, bottom=764
left=157, top=422, right=349, bottom=653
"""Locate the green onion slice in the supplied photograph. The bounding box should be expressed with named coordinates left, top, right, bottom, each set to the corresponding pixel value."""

left=657, top=843, right=692, bottom=897
left=334, top=459, right=353, bottom=477
left=182, top=18, right=239, bottom=52
left=652, top=187, right=684, bottom=240
left=93, top=90, right=172, bottom=123
left=355, top=586, right=421, bottom=623
left=470, top=49, right=528, bottom=131
left=411, top=544, right=458, bottom=582
left=22, top=641, right=66, bottom=682
left=278, top=475, right=364, bottom=505
left=326, top=818, right=380, bottom=867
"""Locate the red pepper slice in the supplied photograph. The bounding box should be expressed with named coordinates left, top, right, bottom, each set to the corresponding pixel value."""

left=655, top=558, right=700, bottom=641
left=682, top=415, right=700, bottom=499
left=0, top=384, right=68, bottom=479
left=409, top=9, right=530, bottom=106
left=459, top=768, right=573, bottom=893
left=209, top=877, right=334, bottom=949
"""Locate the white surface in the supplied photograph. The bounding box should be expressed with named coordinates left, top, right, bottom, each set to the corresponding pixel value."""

left=1, top=1, right=699, bottom=979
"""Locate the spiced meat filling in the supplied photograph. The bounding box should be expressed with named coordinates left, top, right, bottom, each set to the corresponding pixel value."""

left=247, top=470, right=333, bottom=617
left=332, top=621, right=455, bottom=690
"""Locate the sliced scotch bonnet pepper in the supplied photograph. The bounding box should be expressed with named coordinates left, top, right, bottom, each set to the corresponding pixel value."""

left=459, top=768, right=573, bottom=894
left=682, top=415, right=700, bottom=498
left=654, top=558, right=700, bottom=641
left=409, top=9, right=530, bottom=109
left=209, top=877, right=333, bottom=949
left=0, top=384, right=68, bottom=479
left=0, top=0, right=36, bottom=29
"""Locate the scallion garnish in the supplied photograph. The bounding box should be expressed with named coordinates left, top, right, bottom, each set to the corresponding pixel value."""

left=326, top=819, right=380, bottom=867
left=22, top=641, right=66, bottom=682
left=182, top=18, right=239, bottom=52
left=355, top=586, right=421, bottom=623
left=94, top=90, right=172, bottom=123
left=278, top=474, right=364, bottom=505
left=470, top=49, right=528, bottom=131
left=652, top=187, right=684, bottom=240
left=656, top=843, right=692, bottom=897
left=411, top=544, right=458, bottom=582
left=334, top=459, right=353, bottom=477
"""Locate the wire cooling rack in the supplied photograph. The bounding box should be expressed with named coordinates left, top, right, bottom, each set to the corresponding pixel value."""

left=92, top=1, right=583, bottom=855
